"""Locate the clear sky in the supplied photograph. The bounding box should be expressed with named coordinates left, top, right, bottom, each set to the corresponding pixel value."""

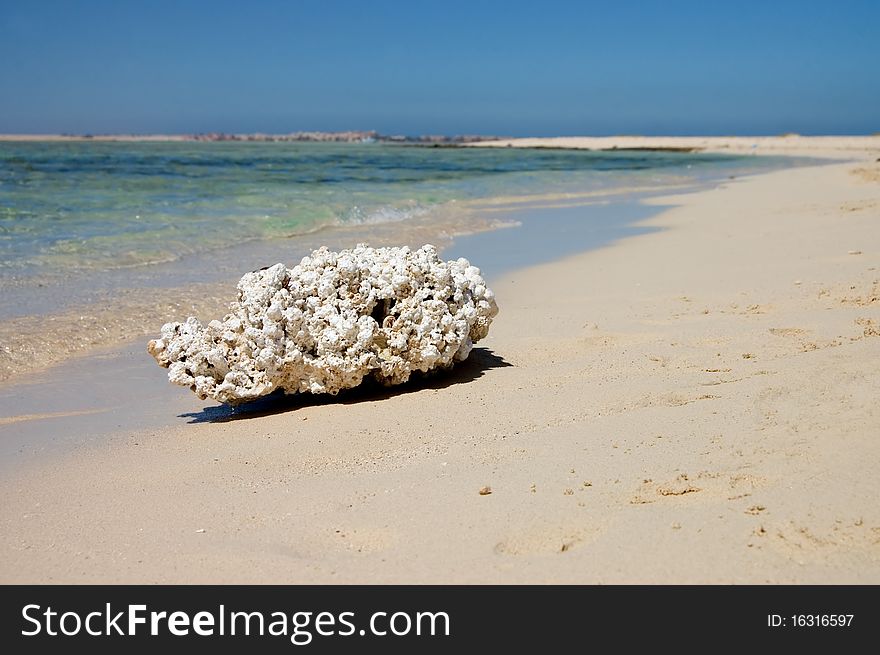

left=1, top=0, right=877, bottom=135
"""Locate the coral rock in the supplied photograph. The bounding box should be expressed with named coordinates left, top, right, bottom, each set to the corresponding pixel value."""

left=148, top=244, right=499, bottom=405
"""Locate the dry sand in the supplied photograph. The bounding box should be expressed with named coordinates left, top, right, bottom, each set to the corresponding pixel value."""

left=1, top=143, right=879, bottom=583
left=467, top=134, right=880, bottom=160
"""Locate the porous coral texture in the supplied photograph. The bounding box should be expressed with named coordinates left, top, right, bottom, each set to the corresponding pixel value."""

left=148, top=244, right=499, bottom=405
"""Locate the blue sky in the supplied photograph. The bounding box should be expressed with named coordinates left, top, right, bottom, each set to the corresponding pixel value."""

left=1, top=0, right=877, bottom=135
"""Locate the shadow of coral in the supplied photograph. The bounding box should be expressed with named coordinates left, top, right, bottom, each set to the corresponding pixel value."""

left=178, top=347, right=512, bottom=424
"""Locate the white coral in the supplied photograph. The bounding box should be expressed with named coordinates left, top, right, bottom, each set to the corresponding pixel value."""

left=148, top=244, right=499, bottom=405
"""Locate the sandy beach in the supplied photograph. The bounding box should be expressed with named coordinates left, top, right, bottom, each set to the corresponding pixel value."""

left=467, top=134, right=880, bottom=160
left=1, top=139, right=879, bottom=583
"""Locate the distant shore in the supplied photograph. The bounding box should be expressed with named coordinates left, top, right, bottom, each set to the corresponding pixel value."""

left=465, top=135, right=880, bottom=160
left=4, top=133, right=880, bottom=156
left=0, top=131, right=495, bottom=144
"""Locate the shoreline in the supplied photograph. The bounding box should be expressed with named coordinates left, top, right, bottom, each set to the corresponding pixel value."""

left=0, top=160, right=766, bottom=384
left=0, top=191, right=666, bottom=470
left=465, top=135, right=880, bottom=160
left=2, top=154, right=878, bottom=582
left=4, top=133, right=879, bottom=159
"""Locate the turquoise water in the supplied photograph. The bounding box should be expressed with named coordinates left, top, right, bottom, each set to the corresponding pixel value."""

left=0, top=141, right=794, bottom=281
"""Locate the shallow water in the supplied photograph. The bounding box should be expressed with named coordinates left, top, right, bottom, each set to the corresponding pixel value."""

left=2, top=141, right=699, bottom=276
left=0, top=141, right=811, bottom=321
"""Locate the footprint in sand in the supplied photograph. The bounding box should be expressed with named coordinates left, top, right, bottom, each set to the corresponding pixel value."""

left=768, top=327, right=807, bottom=337
left=768, top=327, right=847, bottom=352
left=329, top=526, right=397, bottom=554
left=854, top=318, right=880, bottom=338
left=630, top=474, right=702, bottom=505
left=752, top=520, right=880, bottom=565
left=799, top=339, right=842, bottom=352
left=739, top=304, right=772, bottom=315
left=839, top=281, right=879, bottom=306
left=494, top=523, right=602, bottom=556
left=850, top=166, right=880, bottom=184
left=630, top=471, right=766, bottom=505
left=840, top=201, right=877, bottom=212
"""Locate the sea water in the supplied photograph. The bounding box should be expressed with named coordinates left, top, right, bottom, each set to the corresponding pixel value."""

left=0, top=141, right=809, bottom=321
